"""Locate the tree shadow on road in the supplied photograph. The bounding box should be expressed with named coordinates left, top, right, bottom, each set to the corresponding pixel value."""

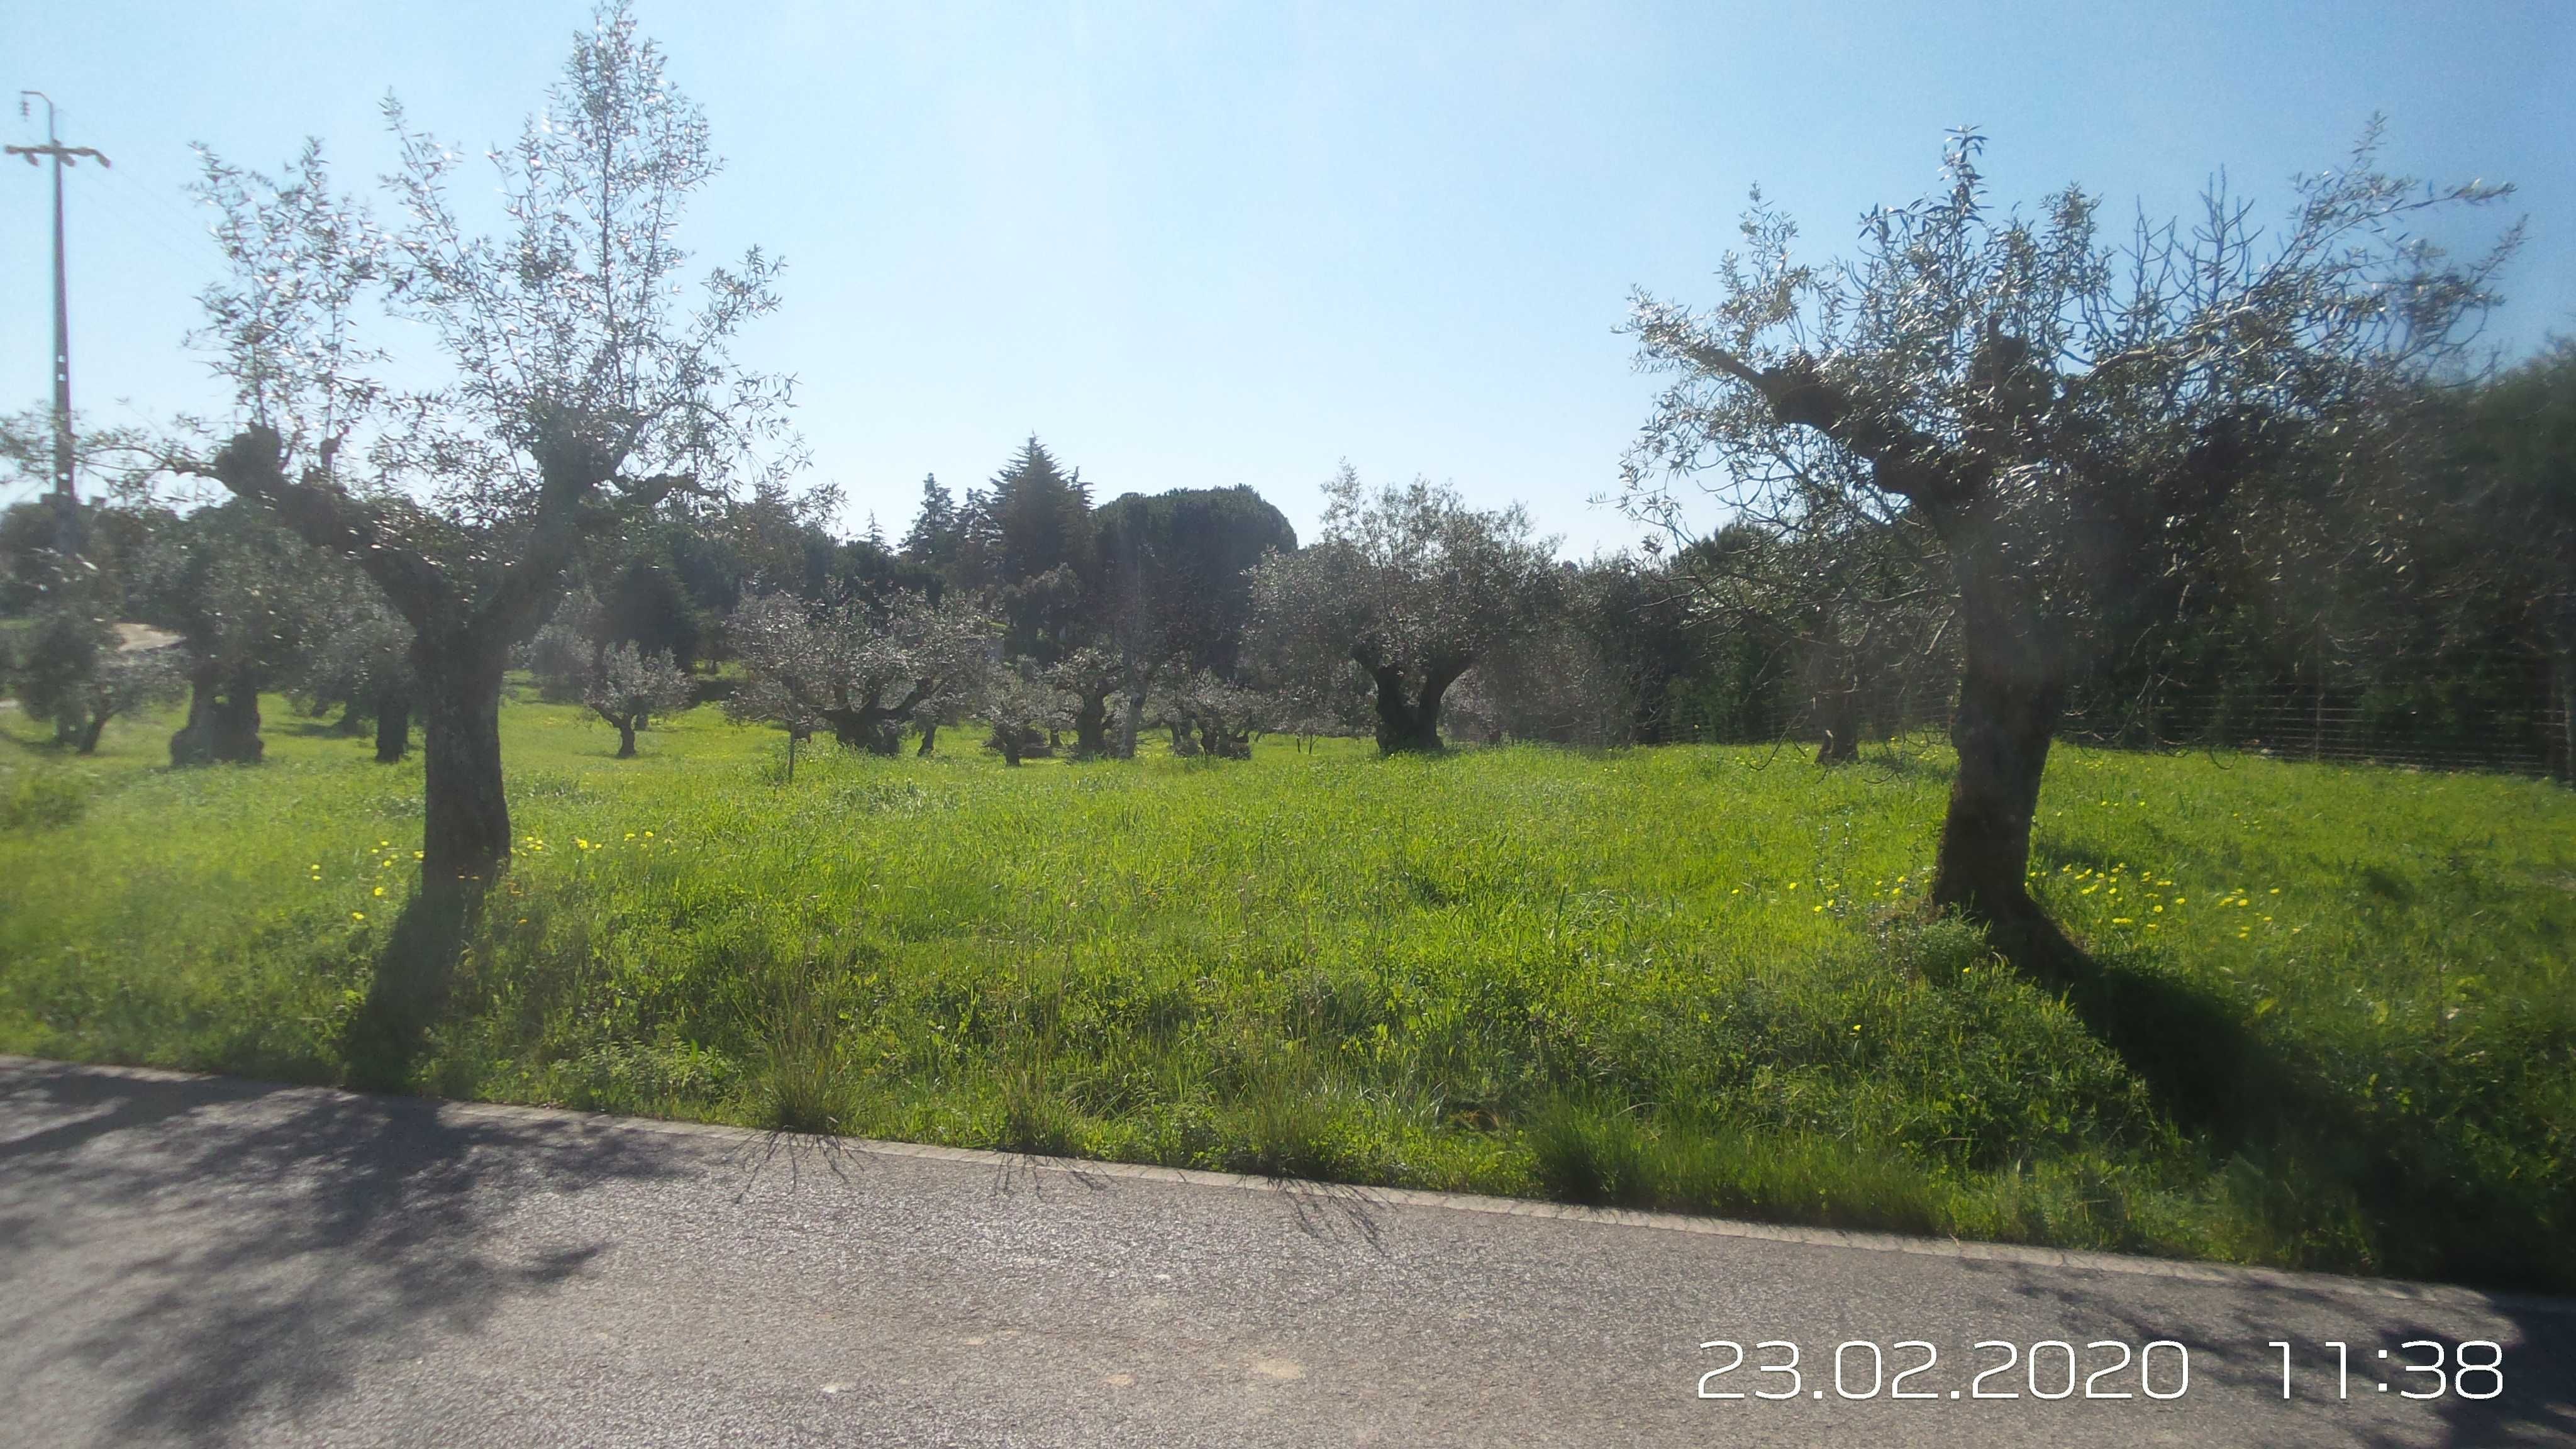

left=1993, top=1253, right=2576, bottom=1447
left=0, top=1060, right=684, bottom=1446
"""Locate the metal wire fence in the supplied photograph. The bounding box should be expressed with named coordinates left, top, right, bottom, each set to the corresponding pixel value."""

left=1669, top=678, right=2573, bottom=783
left=2067, top=684, right=2571, bottom=779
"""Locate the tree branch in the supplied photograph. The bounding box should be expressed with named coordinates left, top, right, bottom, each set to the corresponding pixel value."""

left=1677, top=341, right=1967, bottom=508
left=202, top=427, right=453, bottom=627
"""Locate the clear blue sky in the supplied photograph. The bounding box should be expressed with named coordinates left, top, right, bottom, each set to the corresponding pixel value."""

left=3, top=1, right=2569, bottom=553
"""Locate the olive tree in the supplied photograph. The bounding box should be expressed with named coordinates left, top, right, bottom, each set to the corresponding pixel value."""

left=1044, top=645, right=1126, bottom=758
left=134, top=499, right=347, bottom=766
left=181, top=3, right=795, bottom=884
left=976, top=657, right=1068, bottom=765
left=584, top=641, right=692, bottom=757
left=12, top=608, right=185, bottom=753
left=1622, top=126, right=2515, bottom=957
left=727, top=588, right=994, bottom=755
left=298, top=585, right=416, bottom=762
left=1150, top=667, right=1266, bottom=758
left=1246, top=466, right=1556, bottom=753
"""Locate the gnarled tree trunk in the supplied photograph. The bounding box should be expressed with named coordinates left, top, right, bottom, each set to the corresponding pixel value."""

left=418, top=643, right=512, bottom=886
left=1071, top=689, right=1109, bottom=758
left=825, top=680, right=933, bottom=758
left=170, top=665, right=265, bottom=766
left=1708, top=341, right=2077, bottom=969
left=826, top=708, right=904, bottom=755
left=1367, top=657, right=1467, bottom=755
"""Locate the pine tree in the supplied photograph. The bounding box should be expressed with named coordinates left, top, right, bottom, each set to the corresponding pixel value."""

left=899, top=474, right=956, bottom=570
left=988, top=436, right=1096, bottom=586
left=982, top=436, right=1101, bottom=662
left=952, top=484, right=1000, bottom=592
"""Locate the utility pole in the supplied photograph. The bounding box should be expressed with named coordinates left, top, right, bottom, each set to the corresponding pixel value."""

left=8, top=92, right=109, bottom=514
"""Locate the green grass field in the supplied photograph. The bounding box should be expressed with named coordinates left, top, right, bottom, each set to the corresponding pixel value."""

left=4, top=690, right=2571, bottom=1291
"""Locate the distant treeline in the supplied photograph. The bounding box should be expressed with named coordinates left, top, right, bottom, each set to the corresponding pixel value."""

left=6, top=340, right=2570, bottom=777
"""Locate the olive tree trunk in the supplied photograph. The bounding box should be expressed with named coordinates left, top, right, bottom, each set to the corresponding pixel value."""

left=826, top=681, right=933, bottom=758
left=418, top=645, right=513, bottom=886
left=1072, top=689, right=1110, bottom=758
left=374, top=684, right=411, bottom=763
left=1925, top=523, right=2068, bottom=961
left=1116, top=683, right=1148, bottom=759
left=1367, top=657, right=1467, bottom=755
left=170, top=666, right=266, bottom=766
left=1813, top=687, right=1861, bottom=765
left=1711, top=345, right=2077, bottom=966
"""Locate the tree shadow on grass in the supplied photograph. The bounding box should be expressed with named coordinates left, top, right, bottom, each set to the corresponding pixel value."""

left=1993, top=921, right=2573, bottom=1299
left=341, top=877, right=483, bottom=1092
left=0, top=1058, right=685, bottom=1446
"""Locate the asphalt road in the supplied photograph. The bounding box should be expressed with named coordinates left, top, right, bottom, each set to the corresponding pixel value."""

left=3, top=1056, right=2570, bottom=1448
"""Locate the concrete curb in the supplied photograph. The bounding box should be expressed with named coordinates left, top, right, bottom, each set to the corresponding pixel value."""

left=9, top=1053, right=2569, bottom=1318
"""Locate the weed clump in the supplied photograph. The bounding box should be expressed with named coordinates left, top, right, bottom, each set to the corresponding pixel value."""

left=0, top=766, right=88, bottom=831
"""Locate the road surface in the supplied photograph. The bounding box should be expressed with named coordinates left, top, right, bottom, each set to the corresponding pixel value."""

left=2, top=1055, right=2569, bottom=1446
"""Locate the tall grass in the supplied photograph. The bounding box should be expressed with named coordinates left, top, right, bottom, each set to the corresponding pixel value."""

left=3, top=692, right=2570, bottom=1289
